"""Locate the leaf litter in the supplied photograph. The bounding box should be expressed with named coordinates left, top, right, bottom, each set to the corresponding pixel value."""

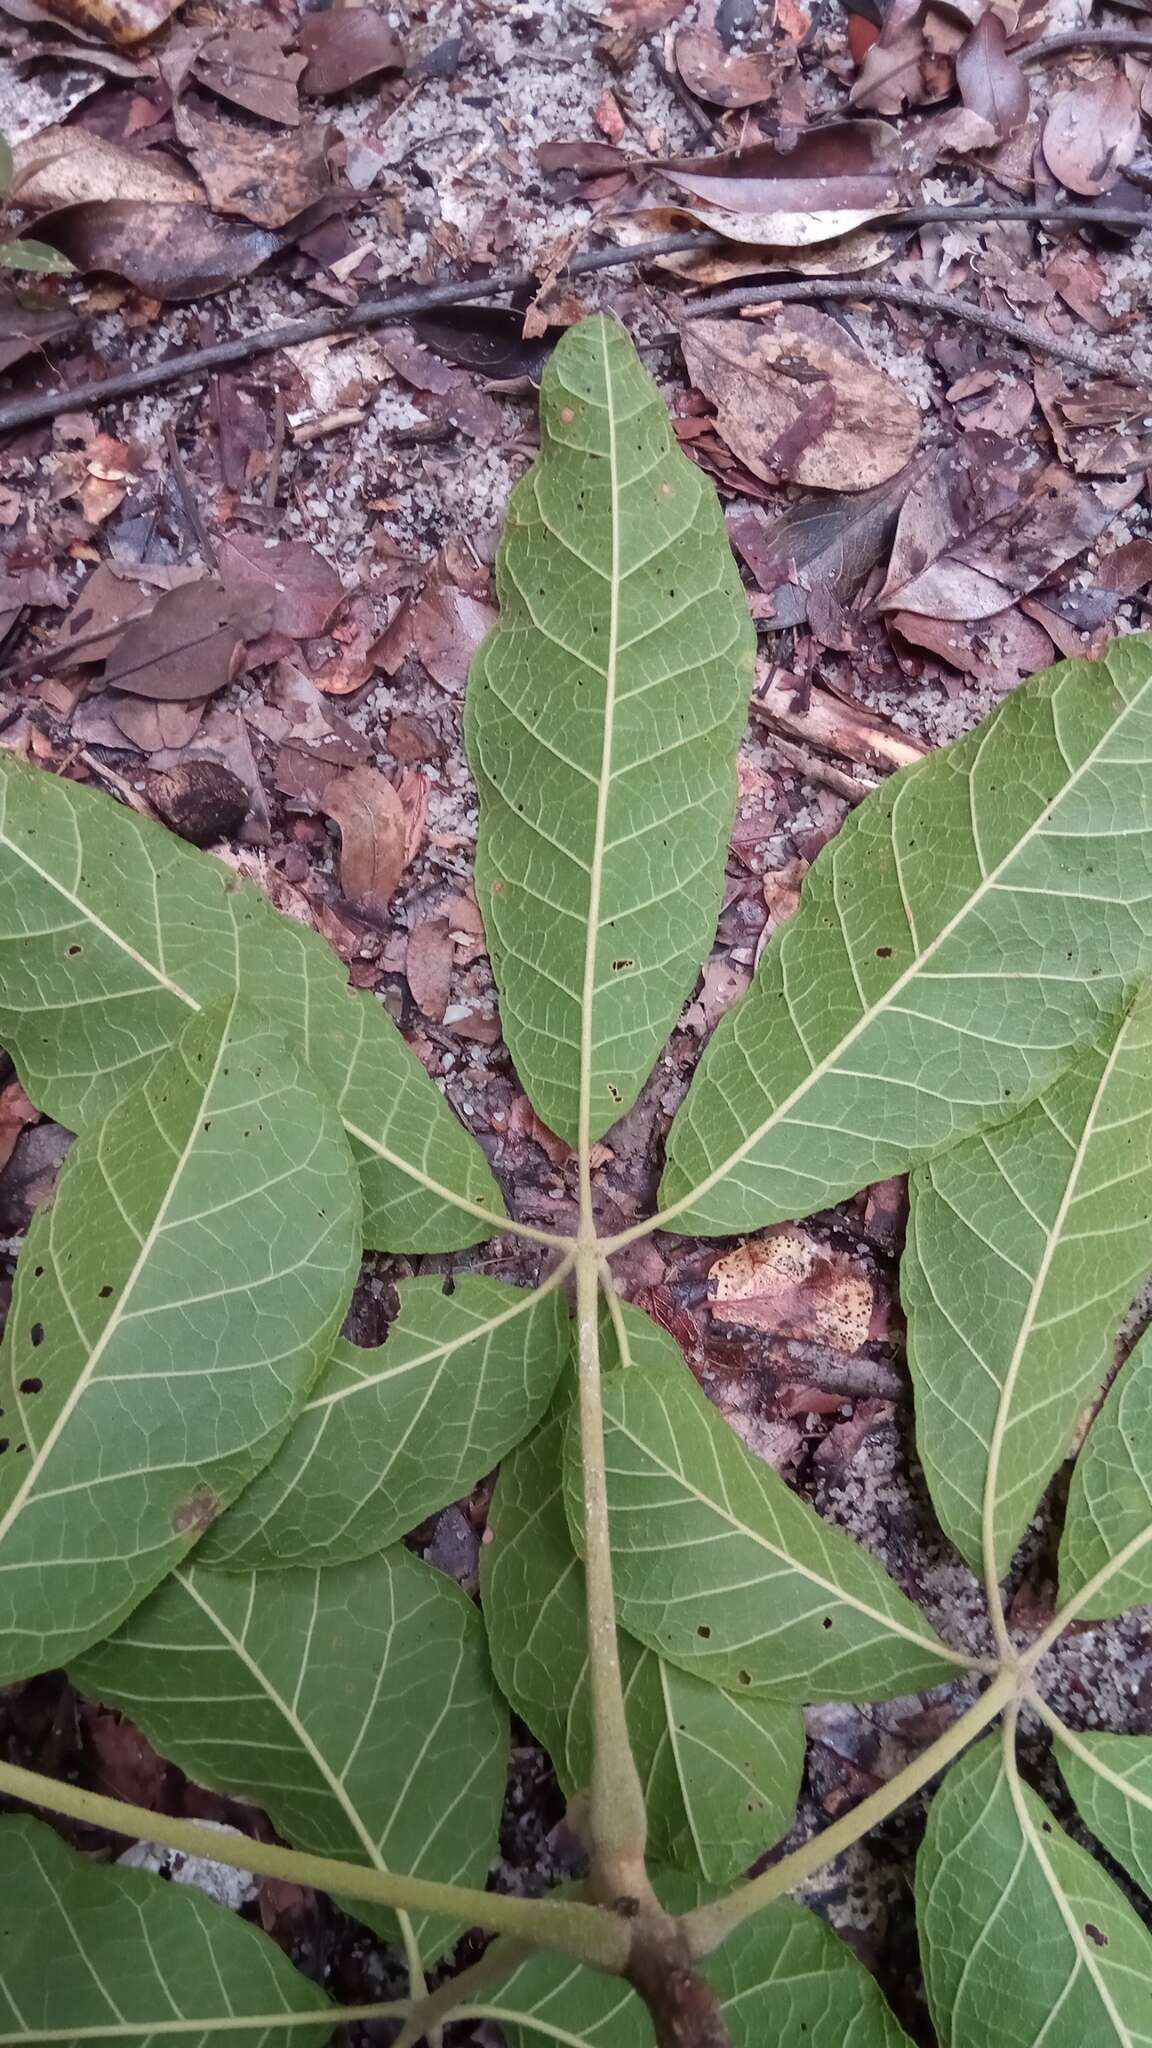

left=5, top=0, right=1152, bottom=2026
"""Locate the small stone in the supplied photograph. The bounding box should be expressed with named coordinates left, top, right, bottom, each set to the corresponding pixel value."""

left=143, top=762, right=249, bottom=847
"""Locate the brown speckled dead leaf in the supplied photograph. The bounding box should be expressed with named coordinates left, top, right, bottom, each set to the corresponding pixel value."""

left=710, top=1228, right=876, bottom=1353
left=682, top=311, right=920, bottom=492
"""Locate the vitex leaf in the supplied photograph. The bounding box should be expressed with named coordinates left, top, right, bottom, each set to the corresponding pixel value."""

left=662, top=636, right=1152, bottom=1236
left=466, top=313, right=755, bottom=1145
left=918, top=1735, right=1152, bottom=2048
left=1060, top=1322, right=1152, bottom=1616
left=565, top=1308, right=959, bottom=1701
left=482, top=1395, right=803, bottom=1885
left=200, top=1273, right=568, bottom=1568
left=0, top=1814, right=336, bottom=2048
left=905, top=983, right=1152, bottom=1582
left=71, top=1546, right=507, bottom=1964
left=0, top=757, right=503, bottom=1250
left=0, top=999, right=359, bottom=1683
left=1055, top=1727, right=1152, bottom=1898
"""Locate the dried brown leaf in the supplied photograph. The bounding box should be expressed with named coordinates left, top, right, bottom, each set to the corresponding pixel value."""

left=106, top=691, right=205, bottom=752
left=681, top=310, right=920, bottom=492
left=405, top=916, right=453, bottom=1021
left=193, top=28, right=306, bottom=127
left=220, top=536, right=345, bottom=649
left=173, top=99, right=331, bottom=228
left=100, top=577, right=252, bottom=701
left=878, top=443, right=1117, bottom=618
left=660, top=119, right=903, bottom=216
left=1043, top=67, right=1139, bottom=196
left=7, top=0, right=182, bottom=44
left=299, top=7, right=404, bottom=96
left=598, top=0, right=690, bottom=66
left=9, top=126, right=201, bottom=208
left=849, top=0, right=932, bottom=114
left=29, top=200, right=293, bottom=297
left=673, top=25, right=785, bottom=108
left=729, top=465, right=915, bottom=630
left=710, top=1228, right=876, bottom=1352
left=955, top=13, right=1029, bottom=142
left=322, top=765, right=407, bottom=921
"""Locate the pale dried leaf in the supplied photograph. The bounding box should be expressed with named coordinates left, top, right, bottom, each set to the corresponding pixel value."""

left=323, top=765, right=407, bottom=919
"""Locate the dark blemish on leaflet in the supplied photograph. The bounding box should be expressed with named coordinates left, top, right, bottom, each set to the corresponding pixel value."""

left=172, top=1488, right=222, bottom=1536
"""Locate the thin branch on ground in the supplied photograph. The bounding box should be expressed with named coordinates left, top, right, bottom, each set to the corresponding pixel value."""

left=1015, top=27, right=1152, bottom=57
left=2, top=204, right=1149, bottom=437
left=679, top=277, right=1136, bottom=376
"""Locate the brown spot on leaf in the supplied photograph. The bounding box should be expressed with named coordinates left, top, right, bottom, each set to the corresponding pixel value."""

left=172, top=1487, right=222, bottom=1536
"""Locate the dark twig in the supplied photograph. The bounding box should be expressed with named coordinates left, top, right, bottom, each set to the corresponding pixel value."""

left=0, top=234, right=720, bottom=436
left=1014, top=28, right=1152, bottom=58
left=679, top=277, right=1136, bottom=376
left=162, top=419, right=216, bottom=570
left=2, top=208, right=1147, bottom=438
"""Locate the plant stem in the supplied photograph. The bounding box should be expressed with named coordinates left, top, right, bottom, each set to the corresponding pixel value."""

left=392, top=1940, right=528, bottom=2048
left=0, top=1759, right=631, bottom=1975
left=574, top=1245, right=652, bottom=1903
left=680, top=1666, right=1019, bottom=1959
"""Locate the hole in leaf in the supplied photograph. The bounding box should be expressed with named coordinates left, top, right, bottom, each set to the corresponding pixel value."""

left=1085, top=1924, right=1108, bottom=1948
left=876, top=945, right=893, bottom=958
left=18, top=1378, right=41, bottom=1395
left=30, top=1323, right=43, bottom=1348
left=696, top=1624, right=711, bottom=1639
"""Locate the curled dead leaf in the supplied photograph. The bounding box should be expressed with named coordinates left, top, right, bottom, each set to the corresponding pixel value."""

left=660, top=120, right=903, bottom=218
left=9, top=126, right=201, bottom=208
left=405, top=917, right=453, bottom=1022
left=681, top=310, right=920, bottom=492
left=955, top=13, right=1029, bottom=144
left=322, top=765, right=407, bottom=922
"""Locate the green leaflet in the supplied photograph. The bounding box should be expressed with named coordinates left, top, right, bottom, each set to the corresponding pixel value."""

left=482, top=1402, right=803, bottom=1885
left=576, top=1317, right=958, bottom=1702
left=1055, top=1728, right=1152, bottom=1897
left=70, top=1548, right=508, bottom=1961
left=488, top=1874, right=909, bottom=2047
left=904, top=984, right=1152, bottom=1582
left=918, top=1736, right=1152, bottom=2048
left=0, top=756, right=503, bottom=1250
left=661, top=636, right=1152, bottom=1236
left=199, top=1274, right=567, bottom=1568
left=0, top=1814, right=335, bottom=2048
left=466, top=313, right=755, bottom=1145
left=0, top=1000, right=359, bottom=1684
left=1060, top=1324, right=1152, bottom=1616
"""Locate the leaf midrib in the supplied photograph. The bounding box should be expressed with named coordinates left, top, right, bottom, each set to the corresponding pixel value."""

left=660, top=666, right=1152, bottom=1228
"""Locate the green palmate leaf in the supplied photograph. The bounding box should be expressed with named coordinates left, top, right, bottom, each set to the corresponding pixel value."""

left=198, top=1273, right=567, bottom=1568
left=0, top=999, right=359, bottom=1684
left=1055, top=1728, right=1152, bottom=1897
left=0, top=757, right=503, bottom=1250
left=577, top=1317, right=958, bottom=1701
left=71, top=1547, right=507, bottom=1961
left=661, top=636, right=1152, bottom=1237
left=488, top=1874, right=909, bottom=2047
left=1059, top=1324, right=1152, bottom=1615
left=466, top=313, right=755, bottom=1145
left=0, top=1814, right=336, bottom=2048
left=482, top=1402, right=803, bottom=1884
left=904, top=983, right=1152, bottom=1582
left=918, top=1735, right=1152, bottom=2048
